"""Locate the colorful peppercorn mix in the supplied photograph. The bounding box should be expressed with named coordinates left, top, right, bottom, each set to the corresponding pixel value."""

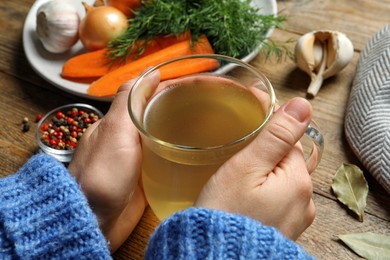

left=39, top=107, right=100, bottom=150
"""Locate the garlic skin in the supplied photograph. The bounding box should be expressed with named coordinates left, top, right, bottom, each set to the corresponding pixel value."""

left=36, top=1, right=80, bottom=53
left=295, top=30, right=354, bottom=97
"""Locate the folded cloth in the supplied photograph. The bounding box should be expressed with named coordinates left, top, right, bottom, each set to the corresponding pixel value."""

left=345, top=24, right=390, bottom=194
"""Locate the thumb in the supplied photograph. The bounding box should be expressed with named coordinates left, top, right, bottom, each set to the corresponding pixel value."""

left=106, top=69, right=160, bottom=120
left=106, top=79, right=137, bottom=118
left=225, top=97, right=312, bottom=178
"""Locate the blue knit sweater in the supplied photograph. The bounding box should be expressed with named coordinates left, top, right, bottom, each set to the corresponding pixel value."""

left=0, top=154, right=313, bottom=259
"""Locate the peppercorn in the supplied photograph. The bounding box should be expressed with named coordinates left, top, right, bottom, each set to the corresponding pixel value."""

left=36, top=114, right=43, bottom=122
left=21, top=117, right=30, bottom=132
left=22, top=122, right=30, bottom=132
left=56, top=111, right=64, bottom=119
left=70, top=110, right=78, bottom=118
left=38, top=106, right=101, bottom=150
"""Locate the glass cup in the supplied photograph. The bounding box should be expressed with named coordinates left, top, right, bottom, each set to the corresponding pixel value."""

left=128, top=54, right=324, bottom=220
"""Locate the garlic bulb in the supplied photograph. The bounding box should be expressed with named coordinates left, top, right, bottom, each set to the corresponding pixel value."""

left=295, top=30, right=354, bottom=97
left=36, top=0, right=80, bottom=53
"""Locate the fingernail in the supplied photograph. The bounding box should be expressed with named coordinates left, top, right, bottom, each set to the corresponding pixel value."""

left=283, top=98, right=311, bottom=123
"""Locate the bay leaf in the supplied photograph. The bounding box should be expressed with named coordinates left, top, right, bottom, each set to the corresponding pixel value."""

left=339, top=232, right=390, bottom=260
left=332, top=163, right=369, bottom=222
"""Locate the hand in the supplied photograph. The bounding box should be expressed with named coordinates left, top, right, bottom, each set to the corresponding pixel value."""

left=195, top=97, right=315, bottom=240
left=68, top=80, right=147, bottom=252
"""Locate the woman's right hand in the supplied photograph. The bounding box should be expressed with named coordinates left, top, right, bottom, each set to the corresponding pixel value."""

left=195, top=97, right=316, bottom=240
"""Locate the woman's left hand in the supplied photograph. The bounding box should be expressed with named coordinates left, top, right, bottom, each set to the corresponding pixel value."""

left=68, top=80, right=147, bottom=253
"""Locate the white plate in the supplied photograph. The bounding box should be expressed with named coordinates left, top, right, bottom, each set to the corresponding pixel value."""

left=23, top=0, right=277, bottom=102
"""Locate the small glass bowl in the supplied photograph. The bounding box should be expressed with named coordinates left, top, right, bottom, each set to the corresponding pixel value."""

left=35, top=103, right=104, bottom=163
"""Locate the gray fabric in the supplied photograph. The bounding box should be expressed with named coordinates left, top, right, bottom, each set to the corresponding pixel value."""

left=345, top=24, right=390, bottom=194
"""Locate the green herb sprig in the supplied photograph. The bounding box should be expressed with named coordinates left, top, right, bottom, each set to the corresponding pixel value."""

left=107, top=0, right=286, bottom=62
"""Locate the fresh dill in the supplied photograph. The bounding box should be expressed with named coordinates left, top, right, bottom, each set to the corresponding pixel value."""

left=107, top=0, right=286, bottom=62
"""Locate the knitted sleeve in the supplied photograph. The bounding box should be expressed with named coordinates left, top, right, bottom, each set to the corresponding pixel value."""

left=145, top=207, right=314, bottom=259
left=0, top=153, right=111, bottom=259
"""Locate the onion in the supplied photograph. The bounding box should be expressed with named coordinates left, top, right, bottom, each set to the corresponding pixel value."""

left=79, top=2, right=128, bottom=51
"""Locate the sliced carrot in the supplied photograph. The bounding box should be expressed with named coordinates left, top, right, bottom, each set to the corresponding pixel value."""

left=62, top=48, right=114, bottom=79
left=61, top=32, right=191, bottom=79
left=87, top=35, right=217, bottom=97
left=159, top=58, right=220, bottom=81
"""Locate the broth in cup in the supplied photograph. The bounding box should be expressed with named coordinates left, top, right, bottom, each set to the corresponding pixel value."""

left=128, top=54, right=322, bottom=220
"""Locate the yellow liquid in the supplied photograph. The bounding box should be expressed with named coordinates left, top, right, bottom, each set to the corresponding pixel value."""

left=142, top=76, right=265, bottom=220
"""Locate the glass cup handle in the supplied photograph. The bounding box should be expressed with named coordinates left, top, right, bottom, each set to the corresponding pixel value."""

left=302, top=121, right=324, bottom=173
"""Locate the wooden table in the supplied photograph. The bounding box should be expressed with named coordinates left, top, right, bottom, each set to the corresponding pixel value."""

left=1, top=0, right=389, bottom=259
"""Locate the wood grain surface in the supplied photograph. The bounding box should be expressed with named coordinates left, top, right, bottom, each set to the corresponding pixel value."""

left=1, top=0, right=389, bottom=259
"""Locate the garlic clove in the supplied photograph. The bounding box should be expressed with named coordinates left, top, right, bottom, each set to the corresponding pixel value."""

left=36, top=0, right=80, bottom=53
left=322, top=31, right=354, bottom=79
left=294, top=33, right=318, bottom=75
left=295, top=30, right=354, bottom=97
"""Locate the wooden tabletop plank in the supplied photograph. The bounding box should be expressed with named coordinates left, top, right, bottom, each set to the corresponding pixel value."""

left=277, top=0, right=390, bottom=51
left=299, top=193, right=390, bottom=259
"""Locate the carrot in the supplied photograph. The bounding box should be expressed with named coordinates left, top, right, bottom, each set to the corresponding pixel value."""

left=105, top=0, right=142, bottom=17
left=61, top=32, right=191, bottom=79
left=87, top=35, right=217, bottom=97
left=159, top=58, right=220, bottom=81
